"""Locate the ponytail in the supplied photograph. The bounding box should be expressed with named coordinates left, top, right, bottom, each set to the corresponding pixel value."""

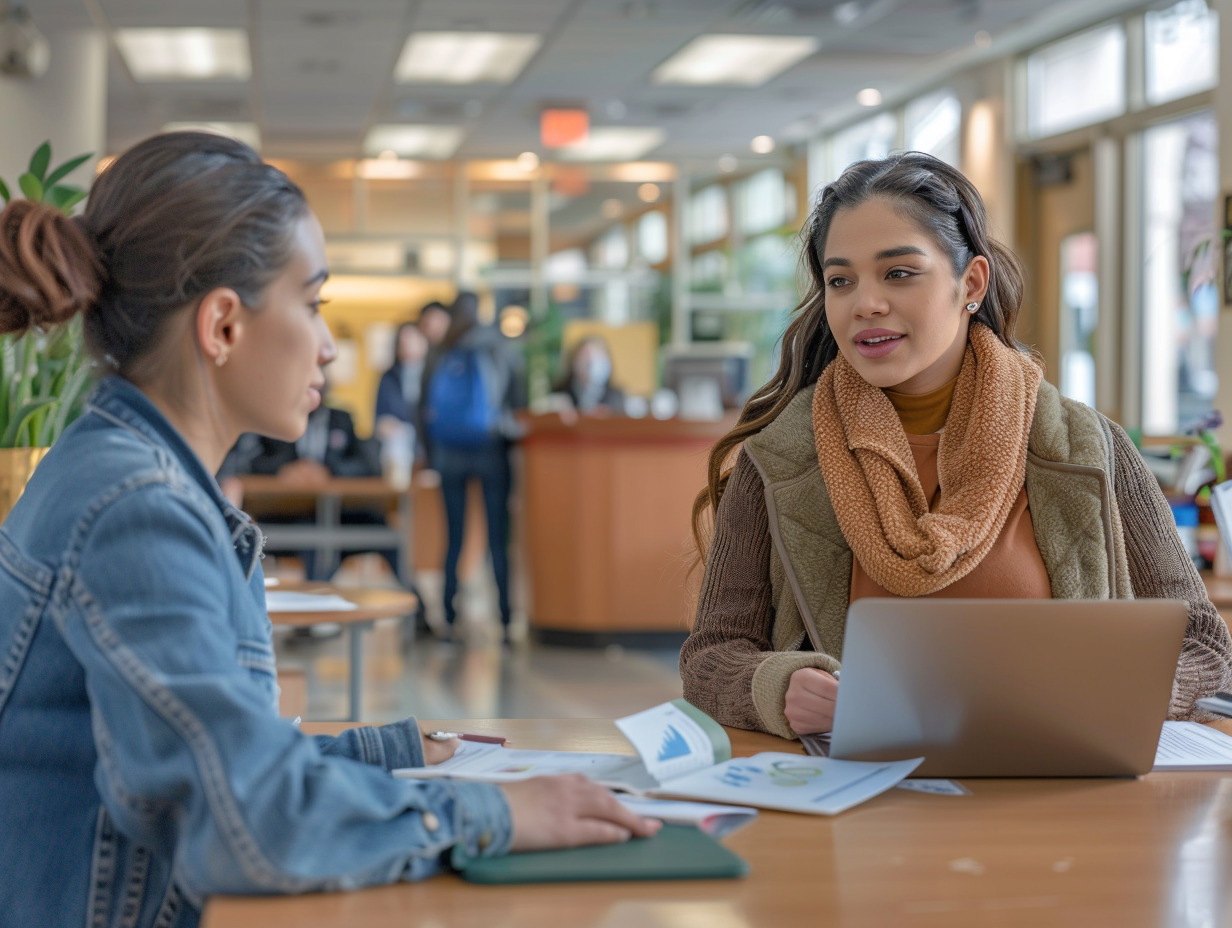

left=0, top=199, right=102, bottom=336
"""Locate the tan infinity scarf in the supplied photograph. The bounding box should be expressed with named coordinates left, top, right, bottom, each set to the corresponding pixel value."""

left=812, top=323, right=1044, bottom=596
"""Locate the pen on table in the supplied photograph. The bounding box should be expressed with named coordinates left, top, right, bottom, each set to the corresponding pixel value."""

left=426, top=731, right=507, bottom=745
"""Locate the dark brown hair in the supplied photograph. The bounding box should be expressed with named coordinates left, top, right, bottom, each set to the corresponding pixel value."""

left=0, top=131, right=308, bottom=378
left=691, top=150, right=1028, bottom=559
left=440, top=290, right=480, bottom=351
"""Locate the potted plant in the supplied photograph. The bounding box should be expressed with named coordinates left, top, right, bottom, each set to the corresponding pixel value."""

left=0, top=141, right=93, bottom=520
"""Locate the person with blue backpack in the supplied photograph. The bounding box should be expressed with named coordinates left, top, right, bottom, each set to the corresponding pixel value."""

left=422, top=292, right=521, bottom=643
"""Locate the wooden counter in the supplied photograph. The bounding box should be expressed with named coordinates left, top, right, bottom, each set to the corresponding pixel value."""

left=520, top=414, right=734, bottom=643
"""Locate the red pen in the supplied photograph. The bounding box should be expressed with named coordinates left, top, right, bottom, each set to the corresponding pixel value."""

left=426, top=731, right=507, bottom=745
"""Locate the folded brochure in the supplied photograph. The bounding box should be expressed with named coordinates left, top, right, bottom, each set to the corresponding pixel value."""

left=395, top=699, right=921, bottom=815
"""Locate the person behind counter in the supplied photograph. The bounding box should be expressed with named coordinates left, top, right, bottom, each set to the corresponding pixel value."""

left=680, top=150, right=1232, bottom=741
left=0, top=131, right=657, bottom=928
left=550, top=336, right=626, bottom=415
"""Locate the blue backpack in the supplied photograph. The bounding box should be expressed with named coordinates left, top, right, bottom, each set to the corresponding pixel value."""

left=424, top=348, right=500, bottom=449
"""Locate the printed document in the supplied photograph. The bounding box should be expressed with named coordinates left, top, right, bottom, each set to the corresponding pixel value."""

left=1153, top=721, right=1232, bottom=770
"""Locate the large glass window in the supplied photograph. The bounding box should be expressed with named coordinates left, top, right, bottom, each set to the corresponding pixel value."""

left=1026, top=23, right=1126, bottom=138
left=905, top=90, right=961, bottom=166
left=1058, top=232, right=1098, bottom=408
left=637, top=210, right=668, bottom=264
left=737, top=168, right=796, bottom=236
left=830, top=113, right=897, bottom=180
left=687, top=184, right=728, bottom=245
left=1145, top=0, right=1218, bottom=106
left=1140, top=111, right=1218, bottom=435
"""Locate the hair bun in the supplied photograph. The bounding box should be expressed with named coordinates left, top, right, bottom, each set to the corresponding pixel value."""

left=0, top=199, right=103, bottom=336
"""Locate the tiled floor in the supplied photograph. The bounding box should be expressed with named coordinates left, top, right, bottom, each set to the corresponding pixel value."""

left=271, top=557, right=686, bottom=723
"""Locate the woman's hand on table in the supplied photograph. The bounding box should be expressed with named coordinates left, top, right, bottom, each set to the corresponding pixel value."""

left=503, top=774, right=662, bottom=851
left=785, top=667, right=839, bottom=735
left=420, top=732, right=459, bottom=765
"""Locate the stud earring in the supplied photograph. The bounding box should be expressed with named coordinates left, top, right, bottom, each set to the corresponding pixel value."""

left=965, top=302, right=979, bottom=314
left=215, top=348, right=229, bottom=367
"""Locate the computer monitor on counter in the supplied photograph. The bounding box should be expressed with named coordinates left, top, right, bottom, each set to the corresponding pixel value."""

left=661, top=342, right=753, bottom=419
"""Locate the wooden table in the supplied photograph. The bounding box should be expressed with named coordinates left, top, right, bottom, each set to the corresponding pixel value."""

left=203, top=717, right=1232, bottom=928
left=240, top=475, right=414, bottom=586
left=267, top=583, right=417, bottom=722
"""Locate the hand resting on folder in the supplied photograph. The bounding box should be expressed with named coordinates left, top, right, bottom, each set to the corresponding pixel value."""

left=504, top=775, right=662, bottom=851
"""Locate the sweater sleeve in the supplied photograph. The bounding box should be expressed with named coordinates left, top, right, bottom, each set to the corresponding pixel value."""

left=680, top=451, right=780, bottom=731
left=1109, top=422, right=1232, bottom=719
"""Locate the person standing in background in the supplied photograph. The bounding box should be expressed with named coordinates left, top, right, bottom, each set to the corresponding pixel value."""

left=374, top=318, right=431, bottom=461
left=422, top=292, right=521, bottom=644
left=551, top=336, right=626, bottom=415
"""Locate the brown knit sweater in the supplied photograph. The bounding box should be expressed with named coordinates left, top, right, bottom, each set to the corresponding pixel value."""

left=681, top=424, right=1232, bottom=730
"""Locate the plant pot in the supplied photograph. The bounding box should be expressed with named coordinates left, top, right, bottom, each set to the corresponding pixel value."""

left=0, top=447, right=48, bottom=523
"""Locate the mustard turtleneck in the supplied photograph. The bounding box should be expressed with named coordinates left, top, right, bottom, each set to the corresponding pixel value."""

left=884, top=375, right=959, bottom=435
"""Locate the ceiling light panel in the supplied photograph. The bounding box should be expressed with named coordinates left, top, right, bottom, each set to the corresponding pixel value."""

left=116, top=28, right=251, bottom=81
left=394, top=32, right=541, bottom=84
left=557, top=127, right=665, bottom=162
left=652, top=34, right=819, bottom=86
left=364, top=124, right=466, bottom=159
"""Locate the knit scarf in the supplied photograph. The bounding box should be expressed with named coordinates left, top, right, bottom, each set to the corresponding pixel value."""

left=812, top=323, right=1043, bottom=596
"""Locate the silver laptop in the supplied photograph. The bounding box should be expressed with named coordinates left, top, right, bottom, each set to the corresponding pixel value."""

left=828, top=598, right=1188, bottom=777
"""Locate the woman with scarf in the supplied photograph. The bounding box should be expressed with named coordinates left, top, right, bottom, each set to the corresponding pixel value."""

left=680, top=151, right=1232, bottom=740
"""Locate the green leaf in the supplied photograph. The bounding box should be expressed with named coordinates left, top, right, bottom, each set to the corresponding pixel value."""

left=45, top=361, right=93, bottom=444
left=17, top=172, right=43, bottom=202
left=0, top=177, right=9, bottom=205
left=28, top=142, right=51, bottom=183
left=1, top=397, right=56, bottom=447
left=43, top=153, right=92, bottom=189
left=47, top=185, right=86, bottom=214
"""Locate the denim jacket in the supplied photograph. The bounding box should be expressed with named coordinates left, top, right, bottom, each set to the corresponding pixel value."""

left=0, top=377, right=511, bottom=928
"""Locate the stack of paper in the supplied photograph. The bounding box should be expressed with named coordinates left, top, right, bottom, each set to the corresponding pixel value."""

left=1153, top=721, right=1232, bottom=770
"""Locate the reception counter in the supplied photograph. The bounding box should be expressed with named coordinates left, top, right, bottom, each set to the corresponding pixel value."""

left=520, top=413, right=735, bottom=644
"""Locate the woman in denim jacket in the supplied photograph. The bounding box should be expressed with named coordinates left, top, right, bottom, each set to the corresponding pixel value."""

left=0, top=132, right=656, bottom=928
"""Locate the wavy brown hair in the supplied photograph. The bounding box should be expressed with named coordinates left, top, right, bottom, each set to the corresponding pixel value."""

left=690, top=151, right=1028, bottom=560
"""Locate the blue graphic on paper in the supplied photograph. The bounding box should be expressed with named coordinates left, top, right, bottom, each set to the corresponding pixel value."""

left=717, top=763, right=761, bottom=788
left=656, top=725, right=692, bottom=762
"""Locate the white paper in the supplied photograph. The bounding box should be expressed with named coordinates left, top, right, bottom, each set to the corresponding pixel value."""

left=655, top=752, right=923, bottom=816
left=263, top=577, right=280, bottom=588
left=616, top=796, right=758, bottom=837
left=896, top=778, right=972, bottom=796
left=615, top=701, right=717, bottom=783
left=1152, top=721, right=1232, bottom=770
left=265, top=591, right=358, bottom=613
left=394, top=745, right=652, bottom=786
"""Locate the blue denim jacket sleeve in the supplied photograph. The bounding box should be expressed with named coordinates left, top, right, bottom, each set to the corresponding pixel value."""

left=56, top=482, right=512, bottom=897
left=313, top=720, right=425, bottom=770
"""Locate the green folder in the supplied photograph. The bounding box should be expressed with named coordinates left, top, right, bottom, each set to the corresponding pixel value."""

left=460, top=824, right=749, bottom=884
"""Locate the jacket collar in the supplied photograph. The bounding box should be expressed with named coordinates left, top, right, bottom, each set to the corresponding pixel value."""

left=86, top=377, right=264, bottom=576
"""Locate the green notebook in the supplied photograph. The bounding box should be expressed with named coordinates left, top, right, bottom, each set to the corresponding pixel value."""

left=460, top=824, right=749, bottom=884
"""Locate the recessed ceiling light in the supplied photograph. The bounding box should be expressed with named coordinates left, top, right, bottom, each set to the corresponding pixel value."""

left=116, top=28, right=250, bottom=81
left=601, top=198, right=624, bottom=219
left=363, top=124, right=465, bottom=159
left=356, top=158, right=423, bottom=180
left=516, top=151, right=540, bottom=171
left=718, top=154, right=739, bottom=173
left=652, top=35, right=818, bottom=87
left=750, top=135, right=775, bottom=154
left=856, top=87, right=882, bottom=106
left=557, top=127, right=665, bottom=161
left=974, top=30, right=992, bottom=48
left=637, top=183, right=660, bottom=203
left=162, top=121, right=260, bottom=150
left=394, top=32, right=541, bottom=84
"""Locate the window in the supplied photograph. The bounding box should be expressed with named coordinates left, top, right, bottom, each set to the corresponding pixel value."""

left=905, top=90, right=961, bottom=166
left=737, top=168, right=796, bottom=236
left=637, top=210, right=668, bottom=264
left=1058, top=232, right=1098, bottom=408
left=830, top=113, right=897, bottom=180
left=1140, top=112, right=1218, bottom=435
left=1145, top=0, right=1218, bottom=106
left=687, top=184, right=728, bottom=245
left=1026, top=23, right=1126, bottom=138
left=591, top=224, right=628, bottom=270
left=690, top=250, right=728, bottom=291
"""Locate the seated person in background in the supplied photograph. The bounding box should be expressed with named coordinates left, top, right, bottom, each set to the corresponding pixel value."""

left=550, top=336, right=625, bottom=416
left=374, top=318, right=431, bottom=460
left=247, top=386, right=398, bottom=582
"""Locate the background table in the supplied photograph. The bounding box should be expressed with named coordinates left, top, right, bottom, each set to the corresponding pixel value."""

left=240, top=475, right=414, bottom=586
left=203, top=717, right=1232, bottom=928
left=267, top=583, right=417, bottom=721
